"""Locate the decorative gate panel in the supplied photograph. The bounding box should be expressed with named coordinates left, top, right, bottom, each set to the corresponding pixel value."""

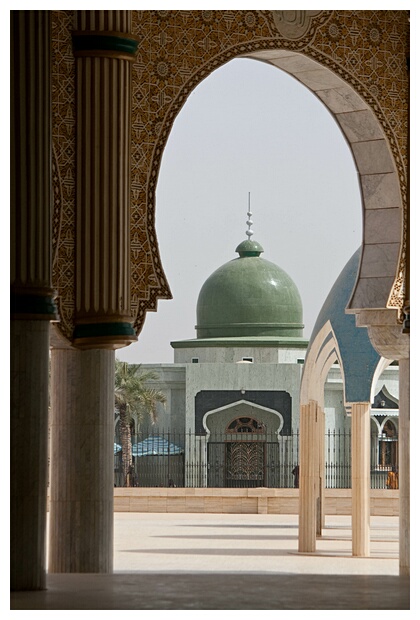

left=226, top=442, right=265, bottom=487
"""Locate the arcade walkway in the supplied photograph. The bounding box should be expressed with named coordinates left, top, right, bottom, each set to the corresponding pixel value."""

left=11, top=513, right=409, bottom=610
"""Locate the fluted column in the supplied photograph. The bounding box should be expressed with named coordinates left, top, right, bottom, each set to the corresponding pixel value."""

left=10, top=10, right=57, bottom=591
left=11, top=10, right=56, bottom=313
left=49, top=348, right=115, bottom=573
left=72, top=11, right=139, bottom=350
left=48, top=11, right=139, bottom=575
left=399, top=357, right=410, bottom=575
left=351, top=402, right=371, bottom=557
left=298, top=400, right=320, bottom=552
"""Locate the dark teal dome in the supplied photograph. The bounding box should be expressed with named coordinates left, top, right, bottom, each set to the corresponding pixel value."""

left=196, top=240, right=304, bottom=339
left=309, top=246, right=380, bottom=403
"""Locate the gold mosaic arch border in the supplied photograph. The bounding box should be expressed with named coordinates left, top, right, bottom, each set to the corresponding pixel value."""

left=51, top=10, right=408, bottom=341
left=52, top=10, right=76, bottom=339
left=131, top=9, right=408, bottom=332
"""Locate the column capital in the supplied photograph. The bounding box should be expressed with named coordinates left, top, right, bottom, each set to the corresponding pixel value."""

left=354, top=308, right=409, bottom=360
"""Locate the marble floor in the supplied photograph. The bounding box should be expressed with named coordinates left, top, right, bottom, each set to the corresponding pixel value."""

left=11, top=513, right=410, bottom=610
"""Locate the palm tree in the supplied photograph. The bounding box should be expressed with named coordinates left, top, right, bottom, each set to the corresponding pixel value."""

left=115, top=361, right=166, bottom=486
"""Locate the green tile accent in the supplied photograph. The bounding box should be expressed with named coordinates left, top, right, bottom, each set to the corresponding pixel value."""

left=73, top=321, right=136, bottom=339
left=72, top=33, right=139, bottom=56
left=11, top=292, right=58, bottom=317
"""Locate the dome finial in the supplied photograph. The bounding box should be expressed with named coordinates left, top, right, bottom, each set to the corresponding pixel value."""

left=246, top=192, right=253, bottom=240
left=236, top=193, right=264, bottom=257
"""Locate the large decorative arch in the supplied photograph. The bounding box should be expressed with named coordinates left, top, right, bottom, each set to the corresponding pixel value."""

left=51, top=10, right=408, bottom=344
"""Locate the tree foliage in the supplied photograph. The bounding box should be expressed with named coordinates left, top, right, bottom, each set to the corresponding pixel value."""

left=115, top=360, right=166, bottom=485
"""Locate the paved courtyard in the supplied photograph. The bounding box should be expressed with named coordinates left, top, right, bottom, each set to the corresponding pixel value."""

left=11, top=513, right=410, bottom=610
left=114, top=512, right=400, bottom=575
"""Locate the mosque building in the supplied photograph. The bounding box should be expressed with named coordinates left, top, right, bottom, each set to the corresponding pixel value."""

left=116, top=215, right=399, bottom=489
left=11, top=11, right=409, bottom=592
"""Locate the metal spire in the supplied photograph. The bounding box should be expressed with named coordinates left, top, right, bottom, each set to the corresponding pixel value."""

left=246, top=192, right=253, bottom=240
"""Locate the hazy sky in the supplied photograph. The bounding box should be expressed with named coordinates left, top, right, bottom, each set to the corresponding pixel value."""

left=117, top=56, right=363, bottom=365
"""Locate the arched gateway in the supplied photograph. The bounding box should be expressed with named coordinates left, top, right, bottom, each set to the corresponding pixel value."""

left=51, top=10, right=408, bottom=340
left=11, top=10, right=409, bottom=591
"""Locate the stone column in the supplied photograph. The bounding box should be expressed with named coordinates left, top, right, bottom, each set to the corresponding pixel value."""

left=355, top=309, right=409, bottom=573
left=71, top=10, right=139, bottom=350
left=11, top=322, right=50, bottom=590
left=399, top=357, right=410, bottom=575
left=48, top=11, right=139, bottom=573
left=48, top=348, right=115, bottom=573
left=298, top=400, right=319, bottom=552
left=10, top=11, right=57, bottom=590
left=351, top=402, right=371, bottom=557
left=317, top=406, right=325, bottom=535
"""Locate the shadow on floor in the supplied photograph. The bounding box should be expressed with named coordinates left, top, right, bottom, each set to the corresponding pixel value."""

left=11, top=572, right=410, bottom=610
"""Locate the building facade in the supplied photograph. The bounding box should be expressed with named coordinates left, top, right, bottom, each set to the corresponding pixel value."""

left=117, top=240, right=400, bottom=491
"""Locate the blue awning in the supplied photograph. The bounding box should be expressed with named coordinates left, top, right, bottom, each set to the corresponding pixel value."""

left=132, top=435, right=184, bottom=457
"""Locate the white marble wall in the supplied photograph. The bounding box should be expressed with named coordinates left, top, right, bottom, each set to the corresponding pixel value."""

left=173, top=345, right=307, bottom=364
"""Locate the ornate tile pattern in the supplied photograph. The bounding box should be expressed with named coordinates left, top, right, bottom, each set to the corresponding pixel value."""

left=51, top=10, right=408, bottom=341
left=52, top=11, right=76, bottom=338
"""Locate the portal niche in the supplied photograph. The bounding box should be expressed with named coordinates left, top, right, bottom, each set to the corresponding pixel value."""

left=206, top=406, right=286, bottom=488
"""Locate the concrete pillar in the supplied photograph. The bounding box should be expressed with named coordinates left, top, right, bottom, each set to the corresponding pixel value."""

left=10, top=11, right=57, bottom=590
left=317, top=406, right=325, bottom=536
left=351, top=402, right=370, bottom=557
left=48, top=348, right=115, bottom=573
left=298, top=400, right=319, bottom=552
left=399, top=357, right=410, bottom=575
left=354, top=309, right=409, bottom=573
left=11, top=322, right=50, bottom=590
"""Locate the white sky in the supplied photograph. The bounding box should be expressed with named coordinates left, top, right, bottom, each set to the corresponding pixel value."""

left=117, top=57, right=363, bottom=364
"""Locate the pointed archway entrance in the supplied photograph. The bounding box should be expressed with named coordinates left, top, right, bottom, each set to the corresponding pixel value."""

left=204, top=400, right=289, bottom=488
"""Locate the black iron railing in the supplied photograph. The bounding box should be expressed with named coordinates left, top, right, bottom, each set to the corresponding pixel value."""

left=114, top=428, right=398, bottom=489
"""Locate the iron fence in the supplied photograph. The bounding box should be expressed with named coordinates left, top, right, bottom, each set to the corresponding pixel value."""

left=114, top=428, right=398, bottom=490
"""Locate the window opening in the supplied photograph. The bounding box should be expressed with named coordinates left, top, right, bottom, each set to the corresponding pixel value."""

left=226, top=416, right=265, bottom=433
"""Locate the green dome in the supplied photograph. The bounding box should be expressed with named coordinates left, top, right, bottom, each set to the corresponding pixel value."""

left=196, top=240, right=304, bottom=338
